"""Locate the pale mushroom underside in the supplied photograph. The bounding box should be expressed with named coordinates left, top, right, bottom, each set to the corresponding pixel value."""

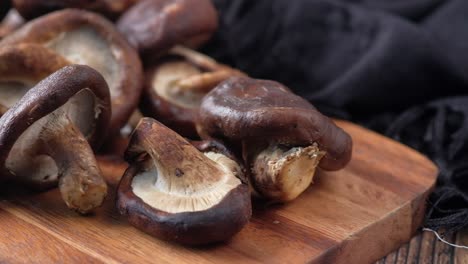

left=132, top=152, right=242, bottom=214
left=45, top=26, right=121, bottom=98
left=152, top=60, right=203, bottom=109
left=5, top=89, right=100, bottom=183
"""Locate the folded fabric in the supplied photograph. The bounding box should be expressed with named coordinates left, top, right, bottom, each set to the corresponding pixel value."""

left=203, top=0, right=468, bottom=231
left=337, top=0, right=444, bottom=20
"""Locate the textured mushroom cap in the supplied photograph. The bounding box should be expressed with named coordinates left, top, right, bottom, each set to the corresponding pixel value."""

left=0, top=43, right=70, bottom=109
left=1, top=9, right=143, bottom=134
left=198, top=76, right=353, bottom=171
left=0, top=65, right=111, bottom=179
left=117, top=0, right=218, bottom=59
left=13, top=0, right=139, bottom=20
left=117, top=118, right=251, bottom=245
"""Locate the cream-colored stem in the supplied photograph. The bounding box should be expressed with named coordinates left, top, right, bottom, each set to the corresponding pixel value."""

left=144, top=138, right=222, bottom=191
left=171, top=46, right=220, bottom=70
left=130, top=119, right=226, bottom=192
left=175, top=70, right=238, bottom=93
left=42, top=121, right=107, bottom=214
left=251, top=144, right=325, bottom=202
left=169, top=46, right=246, bottom=94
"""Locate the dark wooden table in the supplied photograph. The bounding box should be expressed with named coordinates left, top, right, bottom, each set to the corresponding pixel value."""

left=377, top=230, right=467, bottom=263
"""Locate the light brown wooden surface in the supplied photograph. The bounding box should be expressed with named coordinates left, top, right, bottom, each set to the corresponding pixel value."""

left=0, top=121, right=438, bottom=264
left=454, top=230, right=468, bottom=263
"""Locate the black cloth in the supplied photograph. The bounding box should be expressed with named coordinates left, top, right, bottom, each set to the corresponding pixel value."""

left=202, top=0, right=468, bottom=231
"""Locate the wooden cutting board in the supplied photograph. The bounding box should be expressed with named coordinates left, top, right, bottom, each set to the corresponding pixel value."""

left=0, top=120, right=438, bottom=264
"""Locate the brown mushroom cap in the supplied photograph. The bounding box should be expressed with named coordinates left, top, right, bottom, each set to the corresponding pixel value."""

left=140, top=46, right=245, bottom=138
left=198, top=77, right=353, bottom=201
left=13, top=0, right=139, bottom=20
left=117, top=118, right=251, bottom=245
left=0, top=65, right=110, bottom=212
left=1, top=9, right=143, bottom=134
left=117, top=0, right=218, bottom=59
left=198, top=76, right=353, bottom=171
left=0, top=43, right=70, bottom=113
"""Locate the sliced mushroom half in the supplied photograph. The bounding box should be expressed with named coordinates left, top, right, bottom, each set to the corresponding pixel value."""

left=117, top=117, right=251, bottom=245
left=1, top=9, right=143, bottom=134
left=0, top=65, right=111, bottom=213
left=197, top=76, right=353, bottom=202
left=140, top=46, right=245, bottom=138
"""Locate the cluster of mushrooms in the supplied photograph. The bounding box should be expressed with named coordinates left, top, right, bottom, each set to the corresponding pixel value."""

left=0, top=0, right=353, bottom=245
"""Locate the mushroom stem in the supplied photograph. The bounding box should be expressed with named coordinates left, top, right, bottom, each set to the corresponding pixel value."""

left=171, top=46, right=220, bottom=70
left=41, top=119, right=107, bottom=214
left=170, top=46, right=246, bottom=94
left=136, top=125, right=224, bottom=191
left=250, top=143, right=325, bottom=202
left=175, top=69, right=244, bottom=94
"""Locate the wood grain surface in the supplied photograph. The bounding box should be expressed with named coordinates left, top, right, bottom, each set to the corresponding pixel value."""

left=0, top=121, right=438, bottom=264
left=376, top=230, right=465, bottom=264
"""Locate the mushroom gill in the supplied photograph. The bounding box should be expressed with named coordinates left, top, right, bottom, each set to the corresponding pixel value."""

left=128, top=118, right=242, bottom=213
